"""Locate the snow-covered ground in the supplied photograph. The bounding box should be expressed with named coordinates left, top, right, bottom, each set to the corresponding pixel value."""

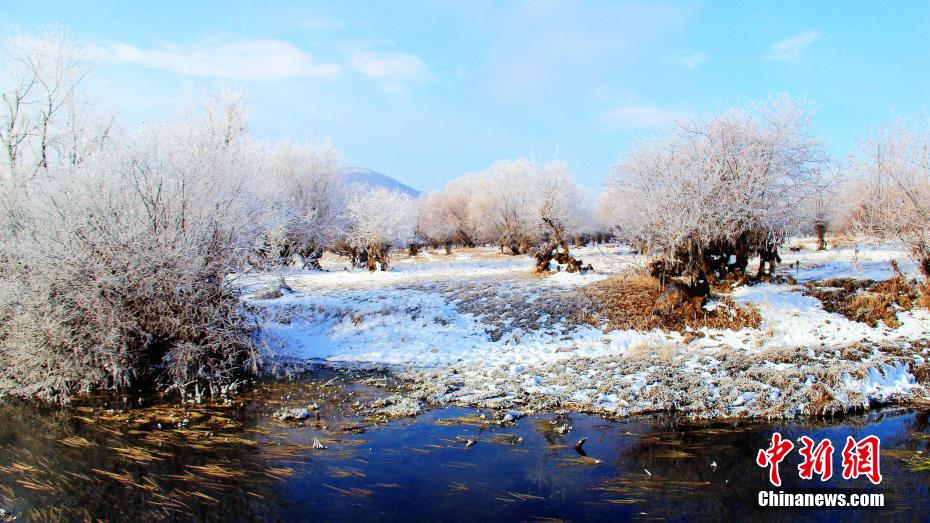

left=241, top=240, right=930, bottom=419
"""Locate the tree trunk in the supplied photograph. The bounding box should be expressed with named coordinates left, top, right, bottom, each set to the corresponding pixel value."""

left=914, top=244, right=930, bottom=286
left=534, top=235, right=590, bottom=273
left=756, top=245, right=781, bottom=277
left=536, top=219, right=592, bottom=273
left=299, top=245, right=323, bottom=270
left=757, top=256, right=767, bottom=278
left=815, top=223, right=827, bottom=251
left=303, top=250, right=323, bottom=270
left=365, top=244, right=389, bottom=271
left=455, top=229, right=475, bottom=248
left=652, top=280, right=707, bottom=317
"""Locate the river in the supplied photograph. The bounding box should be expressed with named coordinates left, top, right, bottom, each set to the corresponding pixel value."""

left=0, top=371, right=927, bottom=522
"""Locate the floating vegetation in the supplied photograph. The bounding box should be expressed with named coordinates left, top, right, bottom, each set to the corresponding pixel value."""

left=433, top=414, right=492, bottom=427
left=448, top=482, right=469, bottom=493
left=889, top=449, right=930, bottom=471
left=491, top=434, right=524, bottom=446
left=504, top=491, right=546, bottom=502
left=557, top=455, right=603, bottom=466
left=322, top=484, right=375, bottom=497
left=328, top=466, right=366, bottom=478
left=442, top=461, right=478, bottom=470
left=58, top=436, right=95, bottom=449
left=187, top=464, right=246, bottom=479
left=111, top=445, right=164, bottom=463
left=653, top=449, right=695, bottom=459
left=265, top=467, right=296, bottom=479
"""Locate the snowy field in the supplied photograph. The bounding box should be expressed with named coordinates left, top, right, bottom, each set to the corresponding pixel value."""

left=240, top=240, right=930, bottom=419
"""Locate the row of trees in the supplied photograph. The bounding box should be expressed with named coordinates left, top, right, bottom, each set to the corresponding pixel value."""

left=417, top=99, right=929, bottom=297
left=417, top=158, right=598, bottom=271
left=1, top=29, right=927, bottom=401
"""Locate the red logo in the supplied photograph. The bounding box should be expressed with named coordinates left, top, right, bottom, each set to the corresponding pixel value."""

left=756, top=432, right=794, bottom=487
left=756, top=433, right=882, bottom=486
left=797, top=436, right=834, bottom=481
left=841, top=435, right=882, bottom=485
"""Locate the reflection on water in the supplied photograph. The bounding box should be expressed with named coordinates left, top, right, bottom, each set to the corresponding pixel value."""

left=1, top=373, right=929, bottom=522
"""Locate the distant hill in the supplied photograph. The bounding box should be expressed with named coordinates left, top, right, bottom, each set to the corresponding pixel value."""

left=338, top=167, right=420, bottom=197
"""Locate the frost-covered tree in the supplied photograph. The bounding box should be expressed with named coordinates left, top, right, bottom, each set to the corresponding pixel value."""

left=417, top=177, right=481, bottom=252
left=345, top=186, right=418, bottom=271
left=796, top=168, right=840, bottom=250
left=468, top=159, right=544, bottom=254
left=252, top=140, right=345, bottom=268
left=532, top=160, right=591, bottom=272
left=419, top=158, right=591, bottom=267
left=537, top=161, right=582, bottom=242
left=847, top=119, right=930, bottom=288
left=418, top=191, right=460, bottom=253
left=441, top=176, right=482, bottom=247
left=0, top=26, right=111, bottom=178
left=604, top=96, right=828, bottom=293
left=0, top=39, right=262, bottom=402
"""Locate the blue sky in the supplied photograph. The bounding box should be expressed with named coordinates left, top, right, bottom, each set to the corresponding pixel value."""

left=2, top=1, right=928, bottom=191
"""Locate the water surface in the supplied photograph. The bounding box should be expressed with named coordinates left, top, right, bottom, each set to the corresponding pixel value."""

left=1, top=373, right=928, bottom=522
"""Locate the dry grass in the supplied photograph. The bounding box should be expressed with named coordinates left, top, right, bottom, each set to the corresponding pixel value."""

left=912, top=364, right=930, bottom=385
left=806, top=276, right=927, bottom=328
left=578, top=275, right=761, bottom=333
left=827, top=234, right=860, bottom=249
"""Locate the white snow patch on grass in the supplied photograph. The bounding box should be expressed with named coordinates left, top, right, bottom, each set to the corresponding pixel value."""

left=244, top=242, right=930, bottom=419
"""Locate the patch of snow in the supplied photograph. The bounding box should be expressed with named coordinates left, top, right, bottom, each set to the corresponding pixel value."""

left=843, top=363, right=919, bottom=404
left=544, top=270, right=609, bottom=287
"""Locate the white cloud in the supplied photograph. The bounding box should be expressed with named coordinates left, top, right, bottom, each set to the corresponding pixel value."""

left=763, top=31, right=819, bottom=62
left=664, top=50, right=707, bottom=69
left=598, top=102, right=683, bottom=131
left=350, top=51, right=431, bottom=91
left=105, top=39, right=341, bottom=81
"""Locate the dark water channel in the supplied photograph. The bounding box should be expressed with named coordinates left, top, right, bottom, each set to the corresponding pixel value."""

left=1, top=371, right=929, bottom=522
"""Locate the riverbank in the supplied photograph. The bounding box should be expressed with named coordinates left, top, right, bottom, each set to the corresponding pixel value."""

left=243, top=241, right=930, bottom=420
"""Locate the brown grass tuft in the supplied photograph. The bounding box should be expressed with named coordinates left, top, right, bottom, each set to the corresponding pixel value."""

left=806, top=275, right=926, bottom=328
left=912, top=364, right=930, bottom=385
left=578, top=275, right=761, bottom=333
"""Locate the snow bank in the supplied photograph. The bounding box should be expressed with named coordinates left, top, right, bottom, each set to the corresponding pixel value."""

left=245, top=243, right=930, bottom=419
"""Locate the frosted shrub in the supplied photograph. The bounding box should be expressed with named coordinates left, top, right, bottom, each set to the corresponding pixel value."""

left=345, top=186, right=418, bottom=271
left=848, top=120, right=930, bottom=287
left=417, top=158, right=591, bottom=264
left=603, top=96, right=828, bottom=290
left=418, top=189, right=474, bottom=252
left=467, top=159, right=544, bottom=254
left=250, top=141, right=345, bottom=269
left=0, top=86, right=262, bottom=400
